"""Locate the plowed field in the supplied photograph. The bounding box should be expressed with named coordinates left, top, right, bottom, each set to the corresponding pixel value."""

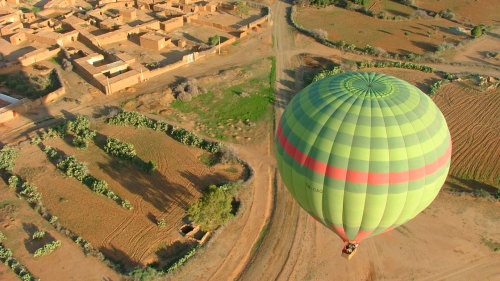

left=433, top=81, right=500, bottom=185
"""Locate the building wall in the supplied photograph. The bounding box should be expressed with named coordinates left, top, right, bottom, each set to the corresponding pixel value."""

left=160, top=16, right=183, bottom=32
left=0, top=21, right=22, bottom=36
left=18, top=47, right=60, bottom=66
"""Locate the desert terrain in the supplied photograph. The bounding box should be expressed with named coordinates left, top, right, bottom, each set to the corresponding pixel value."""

left=0, top=0, right=499, bottom=280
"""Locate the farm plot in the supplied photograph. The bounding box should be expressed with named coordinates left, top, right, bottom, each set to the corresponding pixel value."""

left=0, top=183, right=122, bottom=280
left=295, top=5, right=469, bottom=55
left=13, top=124, right=245, bottom=269
left=433, top=80, right=500, bottom=186
left=415, top=0, right=500, bottom=25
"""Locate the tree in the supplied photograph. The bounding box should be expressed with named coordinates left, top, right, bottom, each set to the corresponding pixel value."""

left=0, top=146, right=18, bottom=172
left=188, top=185, right=233, bottom=231
left=68, top=115, right=91, bottom=135
left=208, top=34, right=220, bottom=46
left=235, top=1, right=250, bottom=17
left=471, top=26, right=483, bottom=38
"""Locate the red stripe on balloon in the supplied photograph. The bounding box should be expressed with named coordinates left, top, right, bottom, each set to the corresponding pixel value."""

left=277, top=123, right=451, bottom=185
left=330, top=225, right=348, bottom=241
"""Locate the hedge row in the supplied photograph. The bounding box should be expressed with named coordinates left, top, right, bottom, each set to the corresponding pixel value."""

left=106, top=111, right=221, bottom=153
left=356, top=60, right=434, bottom=73
left=0, top=234, right=37, bottom=281
left=33, top=240, right=62, bottom=258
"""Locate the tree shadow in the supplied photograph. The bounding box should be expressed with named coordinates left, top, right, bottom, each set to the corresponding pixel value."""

left=155, top=240, right=197, bottom=268
left=454, top=177, right=498, bottom=194
left=99, top=244, right=138, bottom=270
left=3, top=46, right=37, bottom=62
left=179, top=170, right=234, bottom=192
left=22, top=222, right=57, bottom=254
left=465, top=55, right=500, bottom=68
left=415, top=77, right=440, bottom=93
left=411, top=40, right=437, bottom=52
left=385, top=8, right=411, bottom=17
left=280, top=79, right=295, bottom=90
left=96, top=157, right=193, bottom=211
left=181, top=32, right=204, bottom=44
left=378, top=29, right=393, bottom=35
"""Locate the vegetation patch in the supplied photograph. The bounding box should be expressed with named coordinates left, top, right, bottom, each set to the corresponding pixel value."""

left=68, top=115, right=97, bottom=149
left=292, top=5, right=468, bottom=57
left=33, top=240, right=62, bottom=258
left=0, top=231, right=37, bottom=281
left=481, top=237, right=500, bottom=252
left=171, top=57, right=275, bottom=140
left=0, top=70, right=61, bottom=99
left=188, top=181, right=242, bottom=231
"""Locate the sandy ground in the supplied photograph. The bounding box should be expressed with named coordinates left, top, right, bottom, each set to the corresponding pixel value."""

left=447, top=27, right=500, bottom=68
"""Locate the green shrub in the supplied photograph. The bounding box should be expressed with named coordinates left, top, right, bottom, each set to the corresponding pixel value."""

left=208, top=34, right=220, bottom=46
left=8, top=175, right=19, bottom=189
left=19, top=182, right=41, bottom=204
left=0, top=146, right=18, bottom=171
left=128, top=266, right=163, bottom=281
left=121, top=199, right=133, bottom=210
left=0, top=231, right=6, bottom=243
left=49, top=216, right=58, bottom=224
left=429, top=80, right=445, bottom=96
left=146, top=161, right=157, bottom=174
left=106, top=111, right=154, bottom=128
left=188, top=184, right=237, bottom=231
left=438, top=8, right=454, bottom=19
left=32, top=231, right=46, bottom=240
left=157, top=219, right=166, bottom=227
left=68, top=115, right=96, bottom=149
left=165, top=244, right=201, bottom=273
left=34, top=240, right=62, bottom=257
left=0, top=245, right=13, bottom=259
left=57, top=156, right=89, bottom=181
left=104, top=137, right=137, bottom=160
left=68, top=115, right=90, bottom=135
left=471, top=26, right=483, bottom=38
left=106, top=190, right=119, bottom=200
left=91, top=180, right=109, bottom=194
left=44, top=145, right=59, bottom=159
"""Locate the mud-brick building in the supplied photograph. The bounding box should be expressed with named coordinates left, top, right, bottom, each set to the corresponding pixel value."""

left=140, top=32, right=170, bottom=50
left=73, top=52, right=149, bottom=95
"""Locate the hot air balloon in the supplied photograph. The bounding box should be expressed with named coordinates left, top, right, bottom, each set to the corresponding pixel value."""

left=276, top=72, right=451, bottom=258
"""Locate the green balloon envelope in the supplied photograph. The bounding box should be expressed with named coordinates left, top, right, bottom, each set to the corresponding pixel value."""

left=276, top=72, right=451, bottom=242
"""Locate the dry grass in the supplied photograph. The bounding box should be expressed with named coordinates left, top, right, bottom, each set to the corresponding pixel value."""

left=295, top=5, right=469, bottom=55
left=415, top=0, right=500, bottom=25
